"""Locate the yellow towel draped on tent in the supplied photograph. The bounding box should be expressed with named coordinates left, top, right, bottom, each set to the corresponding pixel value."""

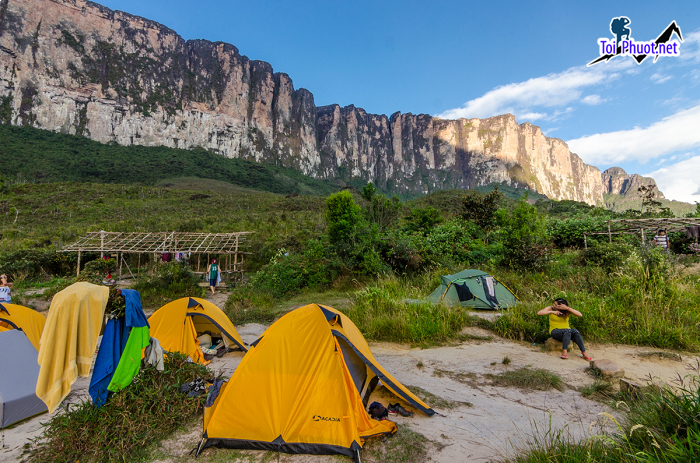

left=36, top=282, right=108, bottom=413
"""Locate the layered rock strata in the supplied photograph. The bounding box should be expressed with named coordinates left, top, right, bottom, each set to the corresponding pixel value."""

left=0, top=0, right=604, bottom=203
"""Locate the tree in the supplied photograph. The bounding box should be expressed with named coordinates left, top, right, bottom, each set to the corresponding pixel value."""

left=495, top=197, right=552, bottom=269
left=325, top=191, right=363, bottom=249
left=403, top=207, right=443, bottom=234
left=360, top=182, right=402, bottom=234
left=461, top=186, right=504, bottom=234
left=638, top=184, right=671, bottom=217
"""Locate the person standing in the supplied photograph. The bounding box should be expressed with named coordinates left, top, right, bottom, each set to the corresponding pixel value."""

left=653, top=229, right=669, bottom=251
left=206, top=259, right=220, bottom=295
left=0, top=274, right=13, bottom=303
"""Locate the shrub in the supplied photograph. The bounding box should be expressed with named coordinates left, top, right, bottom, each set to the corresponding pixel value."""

left=461, top=186, right=503, bottom=232
left=132, top=262, right=205, bottom=309
left=583, top=241, right=633, bottom=272
left=402, top=207, right=443, bottom=235
left=547, top=216, right=606, bottom=248
left=496, top=197, right=552, bottom=269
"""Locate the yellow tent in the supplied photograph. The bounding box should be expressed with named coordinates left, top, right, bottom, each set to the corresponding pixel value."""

left=149, top=297, right=247, bottom=364
left=0, top=303, right=46, bottom=351
left=198, top=303, right=434, bottom=460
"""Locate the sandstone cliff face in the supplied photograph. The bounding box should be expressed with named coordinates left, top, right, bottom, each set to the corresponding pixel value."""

left=602, top=167, right=665, bottom=199
left=0, top=0, right=605, bottom=204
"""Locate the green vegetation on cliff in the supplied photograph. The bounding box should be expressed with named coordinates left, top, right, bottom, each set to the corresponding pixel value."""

left=0, top=124, right=338, bottom=196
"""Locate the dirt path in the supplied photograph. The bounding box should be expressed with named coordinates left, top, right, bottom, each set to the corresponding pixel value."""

left=4, top=313, right=697, bottom=463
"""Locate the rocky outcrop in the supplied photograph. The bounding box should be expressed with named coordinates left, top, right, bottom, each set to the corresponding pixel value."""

left=602, top=167, right=665, bottom=198
left=0, top=0, right=605, bottom=204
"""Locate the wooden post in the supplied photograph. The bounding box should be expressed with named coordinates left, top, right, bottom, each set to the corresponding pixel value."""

left=100, top=230, right=105, bottom=258
left=607, top=222, right=612, bottom=243
left=119, top=252, right=123, bottom=278
left=197, top=253, right=201, bottom=272
left=77, top=250, right=81, bottom=276
left=137, top=254, right=141, bottom=276
left=584, top=234, right=588, bottom=250
left=641, top=228, right=645, bottom=245
left=233, top=234, right=239, bottom=276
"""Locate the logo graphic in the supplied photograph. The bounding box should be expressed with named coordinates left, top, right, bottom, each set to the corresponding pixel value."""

left=588, top=17, right=683, bottom=66
left=312, top=415, right=340, bottom=423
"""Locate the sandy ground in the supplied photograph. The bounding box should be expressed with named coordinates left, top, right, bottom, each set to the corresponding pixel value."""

left=3, top=295, right=698, bottom=463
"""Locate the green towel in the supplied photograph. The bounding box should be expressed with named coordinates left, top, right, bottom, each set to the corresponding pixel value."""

left=108, top=326, right=150, bottom=392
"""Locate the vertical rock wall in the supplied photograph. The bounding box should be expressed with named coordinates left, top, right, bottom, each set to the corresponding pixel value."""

left=0, top=0, right=605, bottom=204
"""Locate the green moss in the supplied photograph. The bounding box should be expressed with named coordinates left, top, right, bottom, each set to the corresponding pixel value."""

left=0, top=93, right=12, bottom=124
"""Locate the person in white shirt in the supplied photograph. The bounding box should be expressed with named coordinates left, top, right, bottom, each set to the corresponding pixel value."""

left=653, top=229, right=669, bottom=251
left=0, top=274, right=13, bottom=303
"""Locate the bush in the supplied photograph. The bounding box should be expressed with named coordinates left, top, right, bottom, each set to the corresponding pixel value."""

left=496, top=197, right=552, bottom=269
left=76, top=258, right=117, bottom=284
left=248, top=240, right=342, bottom=298
left=583, top=241, right=633, bottom=272
left=547, top=216, right=606, bottom=248
left=132, top=262, right=205, bottom=309
left=0, top=249, right=83, bottom=282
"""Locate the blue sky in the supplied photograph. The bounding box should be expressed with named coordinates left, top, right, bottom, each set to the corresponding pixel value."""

left=98, top=0, right=700, bottom=203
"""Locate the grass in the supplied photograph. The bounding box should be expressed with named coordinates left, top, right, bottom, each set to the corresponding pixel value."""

left=0, top=124, right=339, bottom=196
left=486, top=250, right=700, bottom=351
left=24, top=353, right=213, bottom=463
left=501, top=368, right=700, bottom=463
left=502, top=356, right=512, bottom=365
left=579, top=379, right=614, bottom=400
left=362, top=425, right=431, bottom=463
left=486, top=367, right=564, bottom=391
left=0, top=181, right=327, bottom=271
left=339, top=271, right=476, bottom=346
left=404, top=385, right=469, bottom=410
left=638, top=351, right=683, bottom=362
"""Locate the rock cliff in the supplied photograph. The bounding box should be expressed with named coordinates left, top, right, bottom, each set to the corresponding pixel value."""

left=0, top=0, right=605, bottom=203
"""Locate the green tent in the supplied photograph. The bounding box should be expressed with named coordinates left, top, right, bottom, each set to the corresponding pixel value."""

left=426, top=269, right=519, bottom=310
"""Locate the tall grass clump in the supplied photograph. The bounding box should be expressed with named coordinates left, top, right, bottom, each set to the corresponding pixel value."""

left=25, top=353, right=212, bottom=463
left=502, top=366, right=700, bottom=463
left=490, top=247, right=700, bottom=351
left=341, top=271, right=473, bottom=345
left=132, top=262, right=206, bottom=309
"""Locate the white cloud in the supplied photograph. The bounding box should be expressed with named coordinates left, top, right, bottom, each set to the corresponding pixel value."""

left=645, top=155, right=700, bottom=203
left=581, top=94, right=606, bottom=105
left=438, top=61, right=631, bottom=121
left=650, top=72, right=673, bottom=84
left=566, top=103, right=700, bottom=165
left=680, top=30, right=700, bottom=63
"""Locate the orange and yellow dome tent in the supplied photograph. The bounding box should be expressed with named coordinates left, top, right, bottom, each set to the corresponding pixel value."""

left=0, top=303, right=46, bottom=351
left=197, top=303, right=434, bottom=460
left=148, top=297, right=247, bottom=364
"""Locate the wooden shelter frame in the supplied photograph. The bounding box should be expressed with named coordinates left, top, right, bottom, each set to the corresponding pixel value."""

left=61, top=231, right=252, bottom=279
left=583, top=218, right=700, bottom=249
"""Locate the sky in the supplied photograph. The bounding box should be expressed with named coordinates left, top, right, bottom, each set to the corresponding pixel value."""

left=97, top=0, right=700, bottom=203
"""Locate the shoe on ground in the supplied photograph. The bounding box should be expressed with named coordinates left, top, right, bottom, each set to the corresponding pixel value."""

left=387, top=403, right=414, bottom=417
